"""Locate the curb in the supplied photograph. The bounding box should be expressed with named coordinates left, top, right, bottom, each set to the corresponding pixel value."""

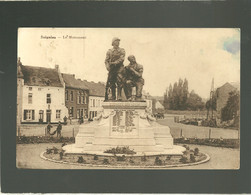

left=40, top=151, right=210, bottom=169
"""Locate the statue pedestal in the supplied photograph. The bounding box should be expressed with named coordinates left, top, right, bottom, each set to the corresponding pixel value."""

left=63, top=101, right=185, bottom=155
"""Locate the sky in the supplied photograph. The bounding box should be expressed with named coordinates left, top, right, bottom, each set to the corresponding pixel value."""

left=18, top=28, right=240, bottom=99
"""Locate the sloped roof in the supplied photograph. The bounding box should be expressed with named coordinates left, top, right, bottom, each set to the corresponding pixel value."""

left=62, top=73, right=88, bottom=90
left=229, top=82, right=240, bottom=91
left=81, top=80, right=105, bottom=97
left=21, top=65, right=63, bottom=87
left=62, top=73, right=105, bottom=96
left=217, top=82, right=239, bottom=92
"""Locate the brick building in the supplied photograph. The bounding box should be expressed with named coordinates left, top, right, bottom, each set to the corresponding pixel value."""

left=215, top=82, right=240, bottom=125
left=62, top=73, right=89, bottom=120
left=81, top=81, right=105, bottom=119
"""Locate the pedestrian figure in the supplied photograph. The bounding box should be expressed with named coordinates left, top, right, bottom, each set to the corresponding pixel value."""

left=56, top=121, right=62, bottom=137
left=46, top=122, right=53, bottom=135
left=63, top=116, right=67, bottom=125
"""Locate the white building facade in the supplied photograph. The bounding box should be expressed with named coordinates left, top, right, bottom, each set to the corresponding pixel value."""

left=88, top=96, right=105, bottom=119
left=18, top=64, right=68, bottom=124
left=22, top=85, right=68, bottom=123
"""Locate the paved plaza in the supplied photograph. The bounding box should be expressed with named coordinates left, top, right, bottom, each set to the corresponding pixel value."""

left=16, top=143, right=239, bottom=169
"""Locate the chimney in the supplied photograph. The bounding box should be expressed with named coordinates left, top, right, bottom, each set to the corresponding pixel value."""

left=55, top=64, right=65, bottom=87
left=17, top=57, right=22, bottom=66
left=17, top=57, right=24, bottom=78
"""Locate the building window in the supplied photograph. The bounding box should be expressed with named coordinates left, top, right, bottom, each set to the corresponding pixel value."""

left=69, top=107, right=74, bottom=117
left=77, top=109, right=80, bottom=118
left=29, top=87, right=32, bottom=91
left=28, top=93, right=32, bottom=104
left=39, top=110, right=44, bottom=120
left=80, top=92, right=84, bottom=104
left=80, top=109, right=84, bottom=118
left=77, top=91, right=81, bottom=104
left=82, top=94, right=85, bottom=104
left=93, top=99, right=95, bottom=107
left=23, top=110, right=35, bottom=120
left=70, top=91, right=73, bottom=101
left=65, top=90, right=69, bottom=101
left=47, top=94, right=51, bottom=104
left=84, top=109, right=88, bottom=118
left=38, top=88, right=42, bottom=91
left=56, top=110, right=61, bottom=119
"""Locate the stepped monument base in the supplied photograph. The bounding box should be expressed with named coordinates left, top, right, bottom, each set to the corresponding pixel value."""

left=63, top=101, right=185, bottom=156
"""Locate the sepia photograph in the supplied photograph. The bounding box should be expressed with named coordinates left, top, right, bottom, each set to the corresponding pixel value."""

left=16, top=27, right=240, bottom=170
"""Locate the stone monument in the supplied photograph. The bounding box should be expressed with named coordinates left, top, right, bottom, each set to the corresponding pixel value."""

left=63, top=38, right=185, bottom=156
left=63, top=101, right=184, bottom=155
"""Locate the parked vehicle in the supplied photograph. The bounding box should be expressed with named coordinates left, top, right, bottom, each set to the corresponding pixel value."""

left=154, top=113, right=164, bottom=119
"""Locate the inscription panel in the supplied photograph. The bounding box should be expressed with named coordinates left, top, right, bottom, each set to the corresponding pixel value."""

left=110, top=109, right=139, bottom=136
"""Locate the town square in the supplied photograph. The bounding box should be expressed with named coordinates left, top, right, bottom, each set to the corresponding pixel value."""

left=16, top=28, right=240, bottom=169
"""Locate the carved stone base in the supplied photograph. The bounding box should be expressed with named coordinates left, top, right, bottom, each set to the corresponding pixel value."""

left=63, top=101, right=185, bottom=155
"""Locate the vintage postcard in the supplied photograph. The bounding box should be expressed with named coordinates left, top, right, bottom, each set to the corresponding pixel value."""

left=16, top=28, right=240, bottom=169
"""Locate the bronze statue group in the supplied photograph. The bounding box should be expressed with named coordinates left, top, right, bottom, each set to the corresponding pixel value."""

left=105, top=37, right=144, bottom=101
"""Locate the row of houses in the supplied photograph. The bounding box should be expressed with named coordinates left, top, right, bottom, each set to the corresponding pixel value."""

left=17, top=59, right=153, bottom=124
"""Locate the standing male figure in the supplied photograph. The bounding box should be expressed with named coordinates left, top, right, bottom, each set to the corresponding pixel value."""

left=105, top=37, right=126, bottom=101
left=124, top=55, right=144, bottom=101
left=46, top=122, right=53, bottom=135
left=56, top=121, right=62, bottom=137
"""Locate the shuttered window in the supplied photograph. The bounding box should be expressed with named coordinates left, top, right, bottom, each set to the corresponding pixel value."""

left=23, top=110, right=35, bottom=120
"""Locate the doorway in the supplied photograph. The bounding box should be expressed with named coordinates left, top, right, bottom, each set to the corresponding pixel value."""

left=46, top=110, right=51, bottom=123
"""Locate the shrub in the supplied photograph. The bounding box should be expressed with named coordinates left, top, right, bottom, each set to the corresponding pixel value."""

left=93, top=155, right=99, bottom=160
left=155, top=156, right=162, bottom=165
left=59, top=151, right=63, bottom=160
left=77, top=156, right=85, bottom=163
left=104, top=146, right=136, bottom=155
left=103, top=158, right=109, bottom=165
left=46, top=148, right=52, bottom=154
left=190, top=154, right=196, bottom=162
left=174, top=138, right=239, bottom=149
left=129, top=158, right=134, bottom=164
left=117, top=155, right=126, bottom=161
left=166, top=155, right=172, bottom=160
left=141, top=155, right=147, bottom=162
left=16, top=136, right=75, bottom=144
left=59, top=136, right=64, bottom=142
left=53, top=147, right=59, bottom=154
left=179, top=155, right=188, bottom=163
left=194, top=148, right=199, bottom=156
left=182, top=145, right=190, bottom=150
left=183, top=150, right=188, bottom=155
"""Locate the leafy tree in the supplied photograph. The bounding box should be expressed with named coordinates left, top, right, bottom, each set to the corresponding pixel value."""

left=181, top=78, right=189, bottom=110
left=167, top=84, right=173, bottom=109
left=221, top=91, right=240, bottom=122
left=163, top=88, right=168, bottom=110
left=165, top=78, right=204, bottom=110
left=186, top=90, right=205, bottom=110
